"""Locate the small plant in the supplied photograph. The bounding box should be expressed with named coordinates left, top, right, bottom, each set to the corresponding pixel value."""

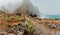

left=22, top=18, right=35, bottom=33
left=3, top=15, right=24, bottom=21
left=26, top=19, right=35, bottom=33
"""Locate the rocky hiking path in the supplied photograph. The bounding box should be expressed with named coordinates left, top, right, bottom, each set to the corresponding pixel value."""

left=33, top=18, right=60, bottom=35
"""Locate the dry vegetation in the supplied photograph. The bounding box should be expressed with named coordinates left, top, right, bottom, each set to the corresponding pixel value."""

left=0, top=10, right=60, bottom=35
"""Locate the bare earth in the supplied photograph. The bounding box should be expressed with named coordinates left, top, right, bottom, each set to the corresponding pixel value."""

left=0, top=13, right=60, bottom=35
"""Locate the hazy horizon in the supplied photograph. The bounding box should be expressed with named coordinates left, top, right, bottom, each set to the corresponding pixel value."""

left=0, top=0, right=60, bottom=15
left=31, top=0, right=60, bottom=15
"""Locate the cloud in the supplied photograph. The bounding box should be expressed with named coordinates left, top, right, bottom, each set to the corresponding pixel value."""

left=31, top=0, right=60, bottom=15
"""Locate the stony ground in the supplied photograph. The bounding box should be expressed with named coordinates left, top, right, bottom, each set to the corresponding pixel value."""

left=0, top=12, right=60, bottom=35
left=33, top=18, right=60, bottom=35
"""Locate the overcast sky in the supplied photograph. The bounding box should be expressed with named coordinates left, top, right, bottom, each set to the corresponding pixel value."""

left=31, top=0, right=60, bottom=15
left=0, top=0, right=60, bottom=15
